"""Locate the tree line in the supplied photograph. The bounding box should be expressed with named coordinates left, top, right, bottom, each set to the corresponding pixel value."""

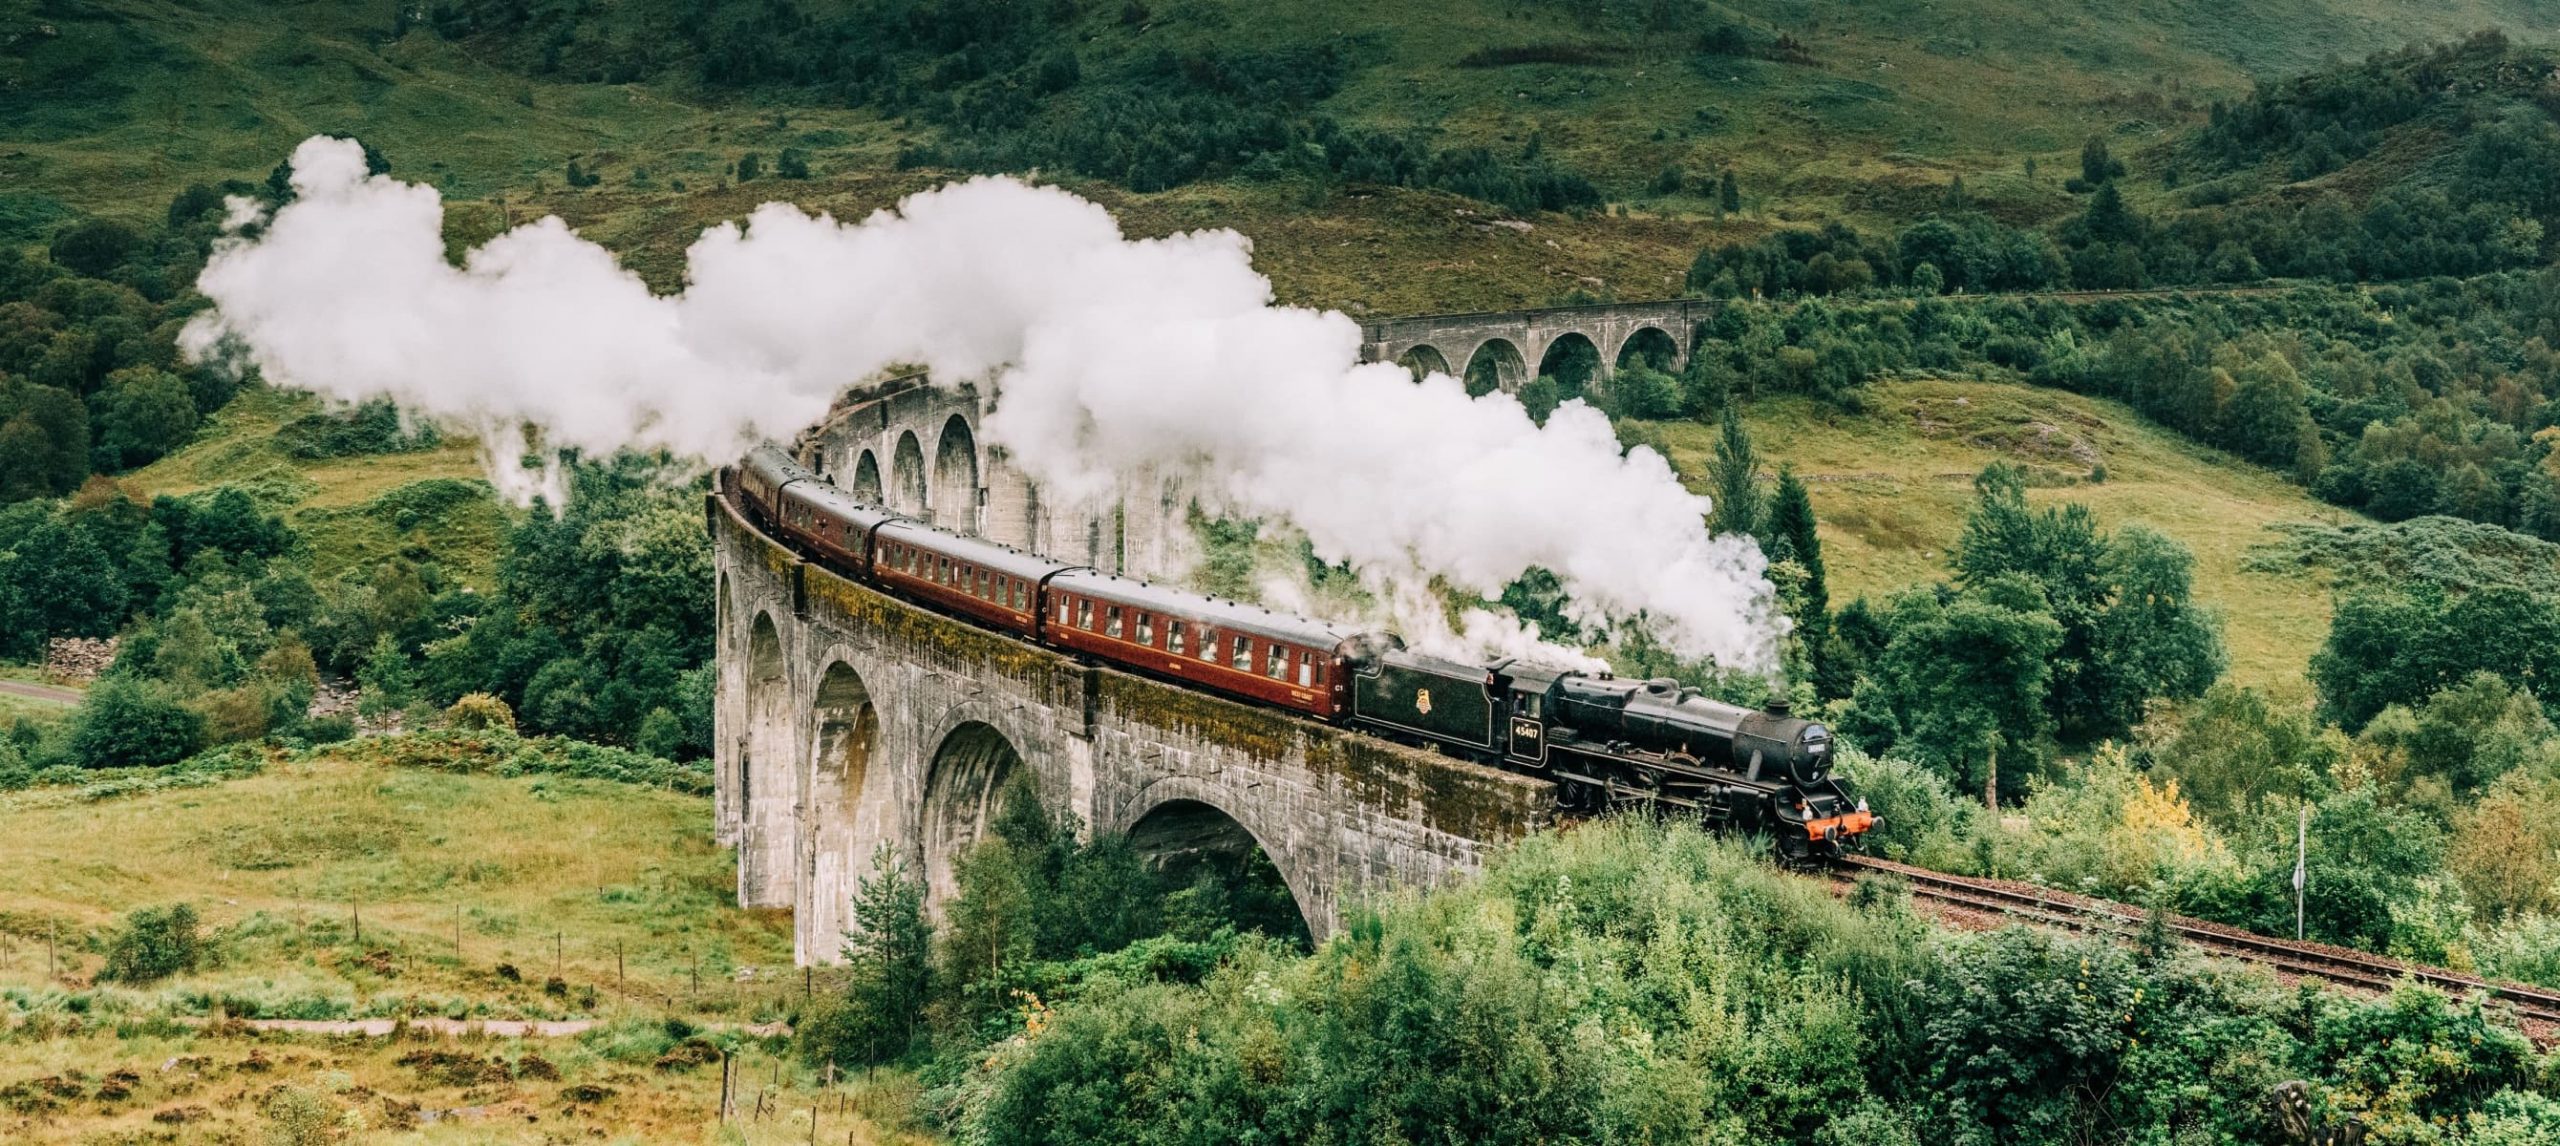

left=0, top=453, right=717, bottom=786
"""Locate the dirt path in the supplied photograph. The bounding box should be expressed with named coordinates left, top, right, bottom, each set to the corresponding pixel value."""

left=0, top=679, right=80, bottom=705
left=177, top=1016, right=792, bottom=1038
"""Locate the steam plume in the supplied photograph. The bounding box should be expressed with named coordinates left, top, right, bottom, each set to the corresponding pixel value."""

left=184, top=136, right=1781, bottom=670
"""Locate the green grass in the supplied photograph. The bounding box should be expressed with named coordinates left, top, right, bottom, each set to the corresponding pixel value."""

left=1644, top=376, right=2358, bottom=690
left=124, top=386, right=509, bottom=587
left=0, top=744, right=929, bottom=1143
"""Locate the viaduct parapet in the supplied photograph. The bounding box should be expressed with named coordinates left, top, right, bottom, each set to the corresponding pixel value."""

left=710, top=488, right=1550, bottom=960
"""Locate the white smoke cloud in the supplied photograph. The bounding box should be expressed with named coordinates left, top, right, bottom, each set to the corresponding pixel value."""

left=184, top=135, right=1783, bottom=671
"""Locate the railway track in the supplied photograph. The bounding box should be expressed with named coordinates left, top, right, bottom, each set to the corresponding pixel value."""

left=1837, top=854, right=2560, bottom=1027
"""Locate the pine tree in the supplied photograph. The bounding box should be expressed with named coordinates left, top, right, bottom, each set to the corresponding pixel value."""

left=1768, top=465, right=1829, bottom=654
left=1719, top=169, right=1741, bottom=214
left=2080, top=135, right=2124, bottom=185
left=846, top=844, right=932, bottom=1059
left=1709, top=405, right=1762, bottom=541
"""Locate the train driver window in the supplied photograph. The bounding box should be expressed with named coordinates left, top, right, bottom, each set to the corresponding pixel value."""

left=1106, top=607, right=1124, bottom=639
left=1267, top=645, right=1288, bottom=679
left=1516, top=693, right=1542, bottom=720
left=1135, top=614, right=1155, bottom=646
left=1231, top=635, right=1252, bottom=670
left=1167, top=621, right=1186, bottom=656
left=1077, top=600, right=1094, bottom=630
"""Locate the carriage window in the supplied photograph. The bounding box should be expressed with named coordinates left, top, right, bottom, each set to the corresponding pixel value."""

left=1298, top=657, right=1314, bottom=686
left=1011, top=580, right=1025, bottom=610
left=1267, top=646, right=1288, bottom=679
left=978, top=569, right=991, bottom=598
left=1197, top=629, right=1215, bottom=659
left=1057, top=597, right=1071, bottom=623
left=1136, top=614, right=1155, bottom=646
left=1105, top=607, right=1124, bottom=639
left=1168, top=621, right=1186, bottom=656
left=1231, top=636, right=1252, bottom=670
left=1078, top=600, right=1094, bottom=629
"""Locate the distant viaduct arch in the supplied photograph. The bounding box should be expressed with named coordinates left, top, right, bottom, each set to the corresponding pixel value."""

left=1361, top=298, right=1711, bottom=396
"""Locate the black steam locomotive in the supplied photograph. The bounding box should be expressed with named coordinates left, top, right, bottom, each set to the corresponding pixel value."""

left=1348, top=642, right=1870, bottom=858
left=727, top=444, right=1873, bottom=859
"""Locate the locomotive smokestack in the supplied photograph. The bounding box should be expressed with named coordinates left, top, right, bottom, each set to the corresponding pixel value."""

left=1765, top=696, right=1792, bottom=717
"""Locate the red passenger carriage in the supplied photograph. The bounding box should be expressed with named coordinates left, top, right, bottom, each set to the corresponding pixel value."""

left=1042, top=570, right=1359, bottom=720
left=870, top=520, right=1064, bottom=636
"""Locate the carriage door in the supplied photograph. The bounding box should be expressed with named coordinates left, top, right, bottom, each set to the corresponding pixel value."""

left=1508, top=689, right=1548, bottom=765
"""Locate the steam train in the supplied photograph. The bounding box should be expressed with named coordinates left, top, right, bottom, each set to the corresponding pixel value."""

left=726, top=444, right=1874, bottom=859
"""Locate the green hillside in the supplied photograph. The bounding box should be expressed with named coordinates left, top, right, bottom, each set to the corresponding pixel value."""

left=10, top=0, right=2559, bottom=312
left=1675, top=377, right=2353, bottom=690
left=120, top=386, right=506, bottom=588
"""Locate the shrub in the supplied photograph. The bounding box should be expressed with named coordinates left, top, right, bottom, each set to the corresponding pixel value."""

left=302, top=715, right=356, bottom=746
left=100, top=903, right=203, bottom=984
left=445, top=693, right=517, bottom=733
left=69, top=678, right=205, bottom=768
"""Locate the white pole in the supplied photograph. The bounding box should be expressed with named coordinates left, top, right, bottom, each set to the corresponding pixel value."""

left=2293, top=804, right=2309, bottom=941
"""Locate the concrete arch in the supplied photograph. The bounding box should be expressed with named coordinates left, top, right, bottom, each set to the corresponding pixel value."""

left=801, top=659, right=881, bottom=962
left=1127, top=796, right=1316, bottom=943
left=1459, top=337, right=1527, bottom=396
left=1537, top=331, right=1602, bottom=400
left=1110, top=774, right=1324, bottom=938
left=741, top=611, right=796, bottom=907
left=1614, top=325, right=1680, bottom=374
left=851, top=449, right=883, bottom=504
left=1397, top=344, right=1452, bottom=382
left=891, top=430, right=928, bottom=516
left=932, top=414, right=981, bottom=533
left=920, top=720, right=1030, bottom=914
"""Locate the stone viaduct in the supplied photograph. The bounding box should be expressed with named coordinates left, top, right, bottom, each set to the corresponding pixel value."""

left=714, top=296, right=1710, bottom=962
left=1360, top=298, right=1713, bottom=395
left=713, top=379, right=1551, bottom=963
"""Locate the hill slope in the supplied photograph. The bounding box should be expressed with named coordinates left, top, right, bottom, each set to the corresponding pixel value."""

left=9, top=0, right=2559, bottom=313
left=1654, top=377, right=2354, bottom=689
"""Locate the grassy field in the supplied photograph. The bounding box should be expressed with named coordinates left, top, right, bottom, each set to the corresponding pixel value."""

left=0, top=744, right=932, bottom=1143
left=1646, top=376, right=2356, bottom=690
left=123, top=386, right=510, bottom=588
